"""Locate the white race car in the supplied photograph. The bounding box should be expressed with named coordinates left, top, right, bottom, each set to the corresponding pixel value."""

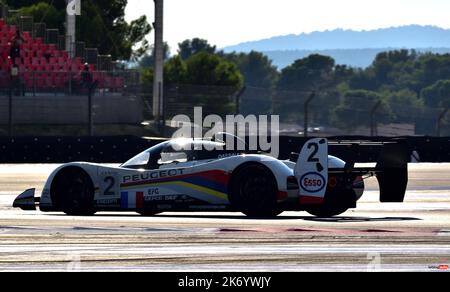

left=13, top=134, right=409, bottom=217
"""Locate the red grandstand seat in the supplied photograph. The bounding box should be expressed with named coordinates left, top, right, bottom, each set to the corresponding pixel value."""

left=23, top=57, right=31, bottom=66
left=104, top=76, right=112, bottom=88
left=115, top=77, right=124, bottom=89
left=71, top=63, right=79, bottom=72
left=52, top=73, right=62, bottom=88
left=36, top=75, right=45, bottom=89
left=63, top=63, right=70, bottom=72
left=22, top=32, right=31, bottom=41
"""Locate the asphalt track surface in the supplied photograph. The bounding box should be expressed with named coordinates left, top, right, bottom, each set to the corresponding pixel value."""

left=0, top=164, right=449, bottom=272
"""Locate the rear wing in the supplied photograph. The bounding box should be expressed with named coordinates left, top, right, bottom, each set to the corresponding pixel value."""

left=293, top=139, right=409, bottom=203
left=329, top=141, right=409, bottom=202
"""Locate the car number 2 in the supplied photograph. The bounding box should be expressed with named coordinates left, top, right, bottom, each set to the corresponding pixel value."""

left=102, top=175, right=119, bottom=197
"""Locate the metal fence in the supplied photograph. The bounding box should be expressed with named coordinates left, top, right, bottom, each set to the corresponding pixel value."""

left=239, top=86, right=450, bottom=137
left=0, top=78, right=448, bottom=137
left=0, top=69, right=146, bottom=137
left=147, top=84, right=448, bottom=137
left=0, top=70, right=140, bottom=96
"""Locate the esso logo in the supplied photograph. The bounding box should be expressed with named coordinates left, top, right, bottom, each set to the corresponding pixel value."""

left=300, top=172, right=326, bottom=193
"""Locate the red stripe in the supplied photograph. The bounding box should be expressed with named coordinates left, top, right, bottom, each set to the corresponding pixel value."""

left=136, top=192, right=144, bottom=209
left=121, top=170, right=229, bottom=187
left=194, top=170, right=230, bottom=185
left=299, top=196, right=324, bottom=205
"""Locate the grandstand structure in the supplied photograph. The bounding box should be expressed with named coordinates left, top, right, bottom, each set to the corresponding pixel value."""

left=0, top=4, right=145, bottom=132
left=0, top=13, right=130, bottom=95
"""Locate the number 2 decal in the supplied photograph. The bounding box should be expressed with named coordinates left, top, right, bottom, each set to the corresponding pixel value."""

left=307, top=142, right=319, bottom=162
left=103, top=176, right=115, bottom=196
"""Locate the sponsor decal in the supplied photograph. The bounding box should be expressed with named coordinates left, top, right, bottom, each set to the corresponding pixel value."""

left=145, top=194, right=192, bottom=203
left=148, top=188, right=160, bottom=195
left=122, top=169, right=184, bottom=184
left=120, top=170, right=230, bottom=202
left=96, top=199, right=120, bottom=206
left=300, top=172, right=326, bottom=193
left=120, top=191, right=144, bottom=209
left=429, top=264, right=449, bottom=271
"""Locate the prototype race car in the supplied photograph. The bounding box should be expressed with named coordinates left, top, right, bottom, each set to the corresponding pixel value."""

left=13, top=134, right=409, bottom=217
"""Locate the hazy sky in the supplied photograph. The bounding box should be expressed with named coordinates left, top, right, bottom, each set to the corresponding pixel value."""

left=125, top=0, right=450, bottom=52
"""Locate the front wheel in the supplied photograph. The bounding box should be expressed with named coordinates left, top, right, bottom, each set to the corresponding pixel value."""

left=51, top=167, right=96, bottom=216
left=229, top=164, right=281, bottom=218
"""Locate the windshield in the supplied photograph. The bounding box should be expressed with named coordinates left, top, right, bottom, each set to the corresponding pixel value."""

left=122, top=151, right=150, bottom=168
left=121, top=139, right=242, bottom=169
left=121, top=141, right=169, bottom=169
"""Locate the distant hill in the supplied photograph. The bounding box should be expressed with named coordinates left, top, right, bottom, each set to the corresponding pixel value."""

left=262, top=48, right=450, bottom=69
left=223, top=25, right=450, bottom=68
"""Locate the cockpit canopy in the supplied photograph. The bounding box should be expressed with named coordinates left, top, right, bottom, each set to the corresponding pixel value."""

left=121, top=138, right=247, bottom=170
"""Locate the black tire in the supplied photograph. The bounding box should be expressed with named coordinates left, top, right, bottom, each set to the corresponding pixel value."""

left=51, top=167, right=96, bottom=216
left=138, top=211, right=161, bottom=216
left=229, top=163, right=281, bottom=218
left=305, top=204, right=349, bottom=218
left=305, top=187, right=352, bottom=218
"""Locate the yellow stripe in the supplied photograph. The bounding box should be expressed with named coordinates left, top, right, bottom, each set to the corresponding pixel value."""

left=121, top=181, right=228, bottom=201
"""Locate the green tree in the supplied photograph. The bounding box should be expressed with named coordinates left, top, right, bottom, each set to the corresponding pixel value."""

left=421, top=80, right=450, bottom=108
left=14, top=2, right=63, bottom=29
left=225, top=51, right=278, bottom=88
left=138, top=42, right=171, bottom=68
left=141, top=52, right=243, bottom=117
left=332, top=90, right=393, bottom=130
left=7, top=0, right=151, bottom=60
left=277, top=54, right=335, bottom=91
left=184, top=52, right=242, bottom=88
left=178, top=38, right=216, bottom=60
left=164, top=55, right=187, bottom=84
left=224, top=51, right=279, bottom=115
left=275, top=54, right=340, bottom=124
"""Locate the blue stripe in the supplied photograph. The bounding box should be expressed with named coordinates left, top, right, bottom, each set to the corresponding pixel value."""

left=120, top=192, right=128, bottom=209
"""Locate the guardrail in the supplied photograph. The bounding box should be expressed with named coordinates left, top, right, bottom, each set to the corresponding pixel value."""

left=0, top=135, right=448, bottom=163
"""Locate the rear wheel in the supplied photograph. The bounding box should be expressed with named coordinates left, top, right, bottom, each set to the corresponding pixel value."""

left=305, top=204, right=349, bottom=218
left=305, top=187, right=355, bottom=218
left=138, top=211, right=161, bottom=216
left=229, top=164, right=281, bottom=218
left=51, top=167, right=96, bottom=216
